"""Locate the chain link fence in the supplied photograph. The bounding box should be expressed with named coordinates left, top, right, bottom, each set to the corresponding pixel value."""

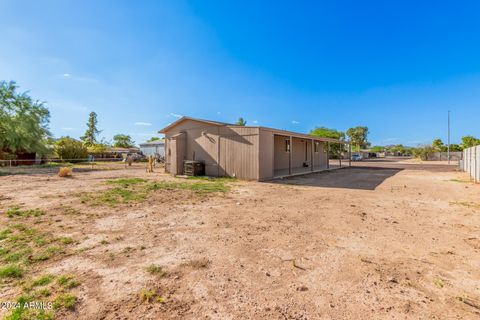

left=0, top=158, right=160, bottom=176
left=461, top=146, right=480, bottom=183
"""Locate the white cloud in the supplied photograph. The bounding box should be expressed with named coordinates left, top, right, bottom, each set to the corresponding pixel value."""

left=59, top=73, right=98, bottom=83
left=134, top=122, right=152, bottom=126
left=291, top=120, right=300, bottom=124
left=61, top=127, right=74, bottom=131
left=252, top=120, right=258, bottom=124
left=169, top=113, right=182, bottom=118
left=217, top=111, right=221, bottom=115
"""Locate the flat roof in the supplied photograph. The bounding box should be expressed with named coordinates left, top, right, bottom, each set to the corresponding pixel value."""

left=139, top=140, right=165, bottom=146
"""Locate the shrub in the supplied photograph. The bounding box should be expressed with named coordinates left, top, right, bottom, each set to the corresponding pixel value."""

left=32, top=274, right=55, bottom=287
left=53, top=293, right=77, bottom=310
left=146, top=264, right=166, bottom=276
left=412, top=145, right=435, bottom=161
left=54, top=137, right=88, bottom=162
left=57, top=275, right=80, bottom=288
left=139, top=289, right=165, bottom=303
left=0, top=265, right=24, bottom=278
left=58, top=167, right=72, bottom=177
left=87, top=143, right=109, bottom=153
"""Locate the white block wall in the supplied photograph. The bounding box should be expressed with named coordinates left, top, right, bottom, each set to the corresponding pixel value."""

left=462, top=146, right=480, bottom=183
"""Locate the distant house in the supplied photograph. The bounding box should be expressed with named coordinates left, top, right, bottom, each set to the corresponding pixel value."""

left=139, top=140, right=165, bottom=157
left=0, top=150, right=39, bottom=165
left=159, top=116, right=350, bottom=181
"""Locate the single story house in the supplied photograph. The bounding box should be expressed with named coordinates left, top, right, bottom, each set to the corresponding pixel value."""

left=159, top=117, right=350, bottom=181
left=139, top=139, right=165, bottom=157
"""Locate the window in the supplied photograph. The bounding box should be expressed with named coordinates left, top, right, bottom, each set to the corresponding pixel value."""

left=314, top=141, right=320, bottom=153
left=285, top=139, right=291, bottom=153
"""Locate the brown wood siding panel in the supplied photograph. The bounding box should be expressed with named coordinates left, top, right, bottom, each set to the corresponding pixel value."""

left=164, top=120, right=220, bottom=176
left=163, top=120, right=260, bottom=179
left=259, top=129, right=274, bottom=180
left=175, top=134, right=186, bottom=175
left=219, top=127, right=259, bottom=180
left=291, top=137, right=307, bottom=169
left=313, top=141, right=328, bottom=170
left=274, top=135, right=290, bottom=170
left=165, top=138, right=171, bottom=173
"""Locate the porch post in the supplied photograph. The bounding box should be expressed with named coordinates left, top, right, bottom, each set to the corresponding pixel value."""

left=289, top=136, right=293, bottom=175
left=339, top=143, right=342, bottom=168
left=326, top=142, right=330, bottom=169
left=311, top=139, right=314, bottom=172
left=349, top=143, right=352, bottom=167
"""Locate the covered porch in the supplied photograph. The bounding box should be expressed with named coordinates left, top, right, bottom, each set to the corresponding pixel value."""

left=273, top=134, right=351, bottom=179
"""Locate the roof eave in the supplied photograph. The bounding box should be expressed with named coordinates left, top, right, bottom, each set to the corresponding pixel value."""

left=159, top=116, right=229, bottom=133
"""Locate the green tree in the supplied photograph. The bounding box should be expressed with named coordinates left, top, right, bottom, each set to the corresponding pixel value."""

left=389, top=144, right=410, bottom=155
left=310, top=127, right=346, bottom=158
left=87, top=142, right=109, bottom=153
left=80, top=112, right=100, bottom=146
left=55, top=137, right=88, bottom=161
left=310, top=127, right=345, bottom=140
left=461, top=135, right=480, bottom=149
left=449, top=144, right=463, bottom=152
left=113, top=134, right=135, bottom=148
left=432, top=138, right=446, bottom=152
left=236, top=117, right=247, bottom=126
left=0, top=81, right=51, bottom=158
left=147, top=137, right=161, bottom=142
left=346, top=126, right=369, bottom=151
left=370, top=146, right=385, bottom=153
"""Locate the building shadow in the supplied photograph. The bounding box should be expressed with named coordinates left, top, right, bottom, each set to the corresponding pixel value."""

left=269, top=166, right=404, bottom=190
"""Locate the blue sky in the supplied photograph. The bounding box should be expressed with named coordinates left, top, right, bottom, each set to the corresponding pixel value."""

left=1, top=0, right=480, bottom=146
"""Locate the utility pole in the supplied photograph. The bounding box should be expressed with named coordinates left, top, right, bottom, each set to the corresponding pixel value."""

left=447, top=110, right=451, bottom=164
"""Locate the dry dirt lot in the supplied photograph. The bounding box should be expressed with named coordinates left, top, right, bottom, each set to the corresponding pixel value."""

left=0, top=159, right=479, bottom=319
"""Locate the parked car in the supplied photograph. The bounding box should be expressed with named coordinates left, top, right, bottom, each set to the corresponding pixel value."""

left=351, top=154, right=363, bottom=161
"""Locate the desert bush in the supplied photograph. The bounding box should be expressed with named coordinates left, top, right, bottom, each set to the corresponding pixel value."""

left=87, top=142, right=109, bottom=153
left=53, top=293, right=77, bottom=310
left=146, top=264, right=166, bottom=276
left=58, top=167, right=72, bottom=177
left=412, top=145, right=435, bottom=160
left=54, top=137, right=88, bottom=162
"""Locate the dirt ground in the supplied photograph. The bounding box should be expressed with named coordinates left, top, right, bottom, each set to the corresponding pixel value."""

left=1, top=158, right=480, bottom=319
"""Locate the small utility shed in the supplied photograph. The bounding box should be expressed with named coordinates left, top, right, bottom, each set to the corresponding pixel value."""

left=159, top=117, right=350, bottom=181
left=139, top=139, right=165, bottom=157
